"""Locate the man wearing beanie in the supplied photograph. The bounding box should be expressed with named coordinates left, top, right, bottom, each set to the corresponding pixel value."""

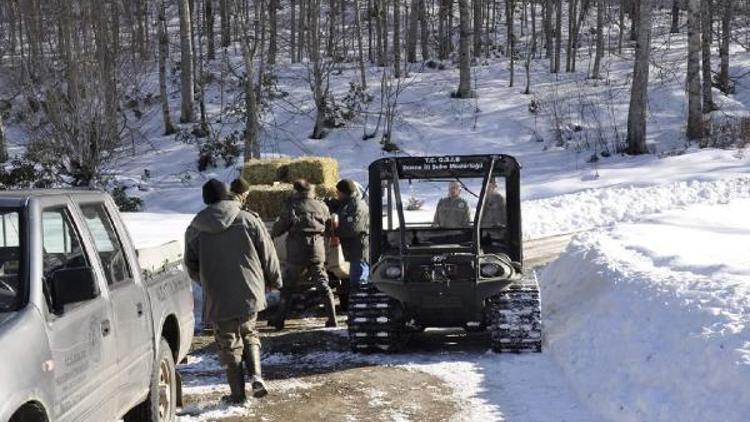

left=184, top=178, right=282, bottom=403
left=229, top=177, right=250, bottom=204
left=270, top=179, right=338, bottom=330
left=335, top=178, right=370, bottom=295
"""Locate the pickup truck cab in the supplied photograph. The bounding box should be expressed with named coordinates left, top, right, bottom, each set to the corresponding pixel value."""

left=0, top=190, right=193, bottom=422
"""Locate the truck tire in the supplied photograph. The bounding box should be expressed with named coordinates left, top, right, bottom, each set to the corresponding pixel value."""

left=347, top=284, right=410, bottom=353
left=124, top=338, right=177, bottom=422
left=486, top=275, right=542, bottom=353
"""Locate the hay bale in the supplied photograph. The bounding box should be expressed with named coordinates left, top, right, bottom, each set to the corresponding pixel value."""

left=314, top=184, right=339, bottom=200
left=244, top=183, right=294, bottom=220
left=242, top=158, right=291, bottom=185
left=285, top=157, right=338, bottom=186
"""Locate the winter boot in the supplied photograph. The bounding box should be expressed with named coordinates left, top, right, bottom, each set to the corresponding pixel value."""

left=220, top=362, right=246, bottom=404
left=323, top=289, right=338, bottom=328
left=244, top=344, right=268, bottom=398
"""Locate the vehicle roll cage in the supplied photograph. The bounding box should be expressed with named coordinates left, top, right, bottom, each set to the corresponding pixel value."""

left=368, top=155, right=523, bottom=264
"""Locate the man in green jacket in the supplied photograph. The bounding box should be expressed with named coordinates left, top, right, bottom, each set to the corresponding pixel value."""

left=433, top=181, right=471, bottom=228
left=335, top=179, right=370, bottom=294
left=271, top=179, right=338, bottom=330
left=185, top=179, right=282, bottom=403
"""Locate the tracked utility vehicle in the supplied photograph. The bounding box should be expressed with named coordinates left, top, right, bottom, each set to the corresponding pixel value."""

left=348, top=155, right=542, bottom=353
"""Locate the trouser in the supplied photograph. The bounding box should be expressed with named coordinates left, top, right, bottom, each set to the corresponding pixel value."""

left=277, top=261, right=337, bottom=324
left=281, top=261, right=334, bottom=300
left=349, top=260, right=369, bottom=286
left=214, top=314, right=261, bottom=367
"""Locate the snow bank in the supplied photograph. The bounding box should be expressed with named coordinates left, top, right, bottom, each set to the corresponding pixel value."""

left=524, top=176, right=750, bottom=239
left=541, top=199, right=750, bottom=421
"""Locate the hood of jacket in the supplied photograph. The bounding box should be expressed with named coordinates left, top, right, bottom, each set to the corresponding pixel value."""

left=191, top=200, right=241, bottom=234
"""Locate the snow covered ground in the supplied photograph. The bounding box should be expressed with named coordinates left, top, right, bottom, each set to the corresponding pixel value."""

left=542, top=199, right=750, bottom=421
left=4, top=9, right=748, bottom=421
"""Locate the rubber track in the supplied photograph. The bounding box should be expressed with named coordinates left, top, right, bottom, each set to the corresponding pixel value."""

left=486, top=274, right=543, bottom=353
left=347, top=284, right=409, bottom=353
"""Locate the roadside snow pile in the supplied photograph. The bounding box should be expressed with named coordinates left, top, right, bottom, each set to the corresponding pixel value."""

left=541, top=199, right=750, bottom=421
left=524, top=176, right=750, bottom=239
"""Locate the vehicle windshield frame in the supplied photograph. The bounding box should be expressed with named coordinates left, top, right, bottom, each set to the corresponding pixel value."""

left=369, top=155, right=522, bottom=264
left=0, top=206, right=27, bottom=313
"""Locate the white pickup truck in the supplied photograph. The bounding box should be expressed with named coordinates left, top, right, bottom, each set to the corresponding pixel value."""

left=0, top=191, right=193, bottom=422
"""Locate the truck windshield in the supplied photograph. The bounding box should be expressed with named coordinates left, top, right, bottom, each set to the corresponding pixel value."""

left=0, top=209, right=23, bottom=312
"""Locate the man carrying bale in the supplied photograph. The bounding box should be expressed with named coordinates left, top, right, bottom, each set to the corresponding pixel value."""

left=184, top=179, right=282, bottom=403
left=270, top=179, right=339, bottom=330
left=335, top=179, right=370, bottom=290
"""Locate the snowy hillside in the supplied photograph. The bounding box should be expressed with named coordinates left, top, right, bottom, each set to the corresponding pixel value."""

left=542, top=199, right=750, bottom=421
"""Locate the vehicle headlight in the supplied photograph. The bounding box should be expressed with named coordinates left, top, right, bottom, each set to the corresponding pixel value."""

left=480, top=263, right=503, bottom=278
left=384, top=265, right=402, bottom=279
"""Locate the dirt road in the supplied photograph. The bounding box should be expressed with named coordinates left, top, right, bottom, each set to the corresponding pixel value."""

left=177, top=234, right=579, bottom=422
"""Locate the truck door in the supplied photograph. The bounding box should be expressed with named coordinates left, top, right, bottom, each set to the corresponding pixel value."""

left=40, top=204, right=118, bottom=421
left=76, top=202, right=153, bottom=414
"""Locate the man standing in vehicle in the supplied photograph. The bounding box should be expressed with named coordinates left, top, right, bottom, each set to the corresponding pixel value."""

left=433, top=181, right=471, bottom=228
left=335, top=179, right=370, bottom=291
left=270, top=179, right=338, bottom=330
left=481, top=178, right=507, bottom=227
left=185, top=179, right=282, bottom=403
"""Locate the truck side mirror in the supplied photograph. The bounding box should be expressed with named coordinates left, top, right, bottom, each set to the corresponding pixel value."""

left=52, top=267, right=98, bottom=314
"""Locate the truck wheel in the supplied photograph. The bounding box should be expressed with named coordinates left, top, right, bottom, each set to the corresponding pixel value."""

left=347, top=284, right=410, bottom=353
left=486, top=275, right=543, bottom=353
left=124, top=338, right=177, bottom=422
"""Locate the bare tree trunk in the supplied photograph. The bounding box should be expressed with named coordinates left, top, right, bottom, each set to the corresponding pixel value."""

left=394, top=0, right=401, bottom=77
left=269, top=0, right=278, bottom=64
left=220, top=0, right=231, bottom=47
left=381, top=0, right=389, bottom=65
left=566, top=0, right=577, bottom=72
left=159, top=0, right=176, bottom=135
left=178, top=0, right=196, bottom=123
left=671, top=0, right=680, bottom=33
left=524, top=0, right=537, bottom=94
left=354, top=0, right=368, bottom=87
left=310, top=0, right=329, bottom=139
left=235, top=0, right=261, bottom=158
left=420, top=0, right=429, bottom=60
left=299, top=0, right=306, bottom=61
left=630, top=0, right=639, bottom=41
left=626, top=0, right=653, bottom=155
left=718, top=0, right=731, bottom=94
left=375, top=0, right=385, bottom=64
left=456, top=0, right=473, bottom=97
left=554, top=0, right=562, bottom=73
left=0, top=112, right=7, bottom=163
left=544, top=0, right=553, bottom=59
left=474, top=0, right=483, bottom=58
left=206, top=0, right=216, bottom=59
left=408, top=0, right=419, bottom=62
left=686, top=0, right=704, bottom=140
left=592, top=0, right=604, bottom=79
left=507, top=0, right=516, bottom=86
left=701, top=0, right=715, bottom=112
left=438, top=0, right=450, bottom=60
left=291, top=0, right=297, bottom=62
left=618, top=0, right=624, bottom=53
left=328, top=0, right=337, bottom=58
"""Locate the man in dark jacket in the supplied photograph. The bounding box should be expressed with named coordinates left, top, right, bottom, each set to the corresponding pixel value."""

left=335, top=179, right=370, bottom=292
left=270, top=179, right=338, bottom=330
left=481, top=178, right=507, bottom=227
left=185, top=179, right=282, bottom=403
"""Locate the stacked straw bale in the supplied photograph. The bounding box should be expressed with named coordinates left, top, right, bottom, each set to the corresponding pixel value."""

left=241, top=156, right=339, bottom=219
